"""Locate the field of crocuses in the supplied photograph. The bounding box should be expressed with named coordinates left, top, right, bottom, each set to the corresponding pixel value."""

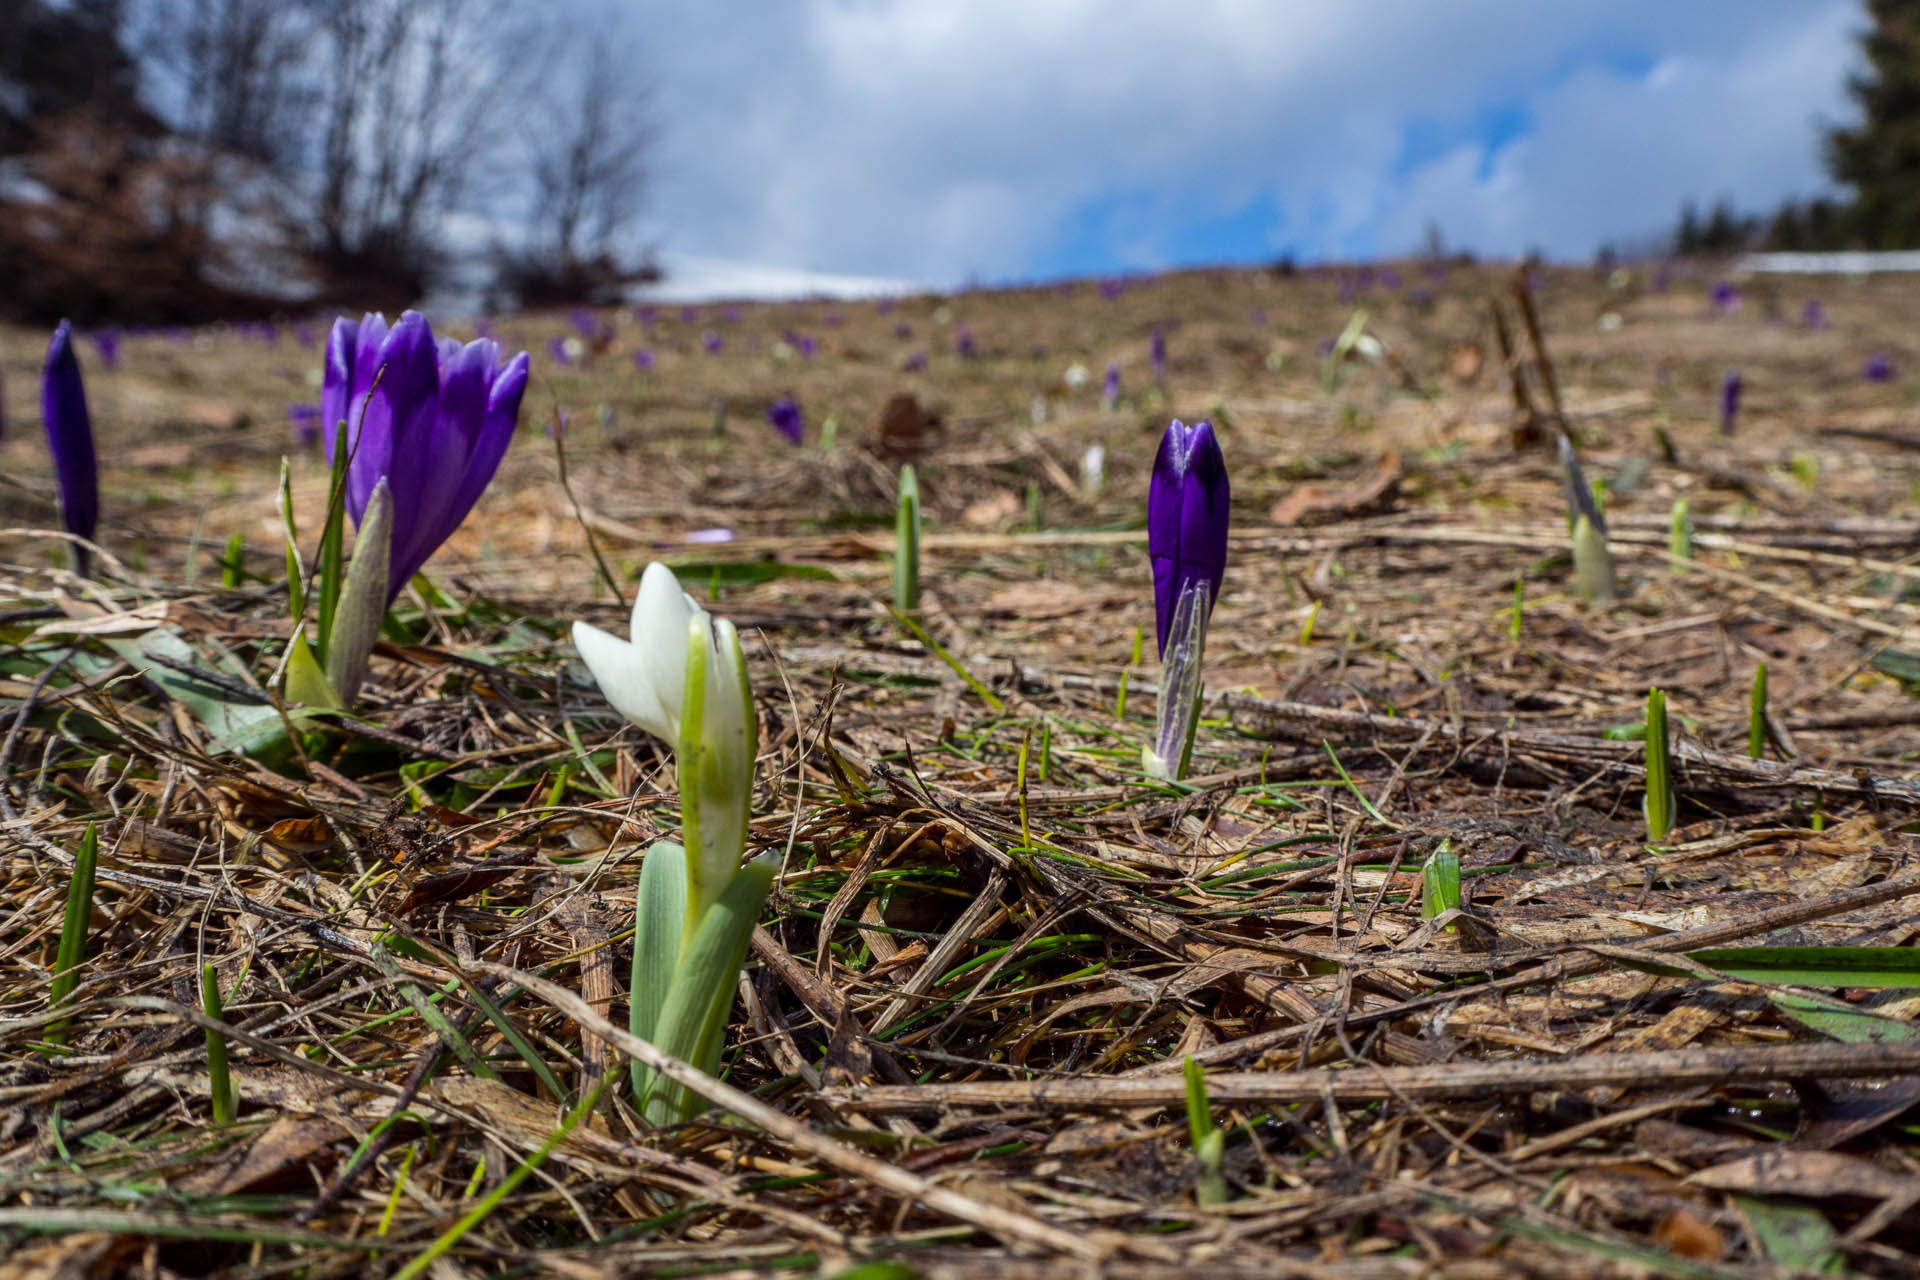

left=4, top=262, right=1920, bottom=1276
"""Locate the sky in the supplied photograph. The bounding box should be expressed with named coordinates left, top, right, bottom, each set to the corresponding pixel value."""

left=614, top=1, right=1865, bottom=291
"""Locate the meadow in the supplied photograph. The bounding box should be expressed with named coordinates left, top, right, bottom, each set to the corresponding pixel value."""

left=2, top=260, right=1919, bottom=1277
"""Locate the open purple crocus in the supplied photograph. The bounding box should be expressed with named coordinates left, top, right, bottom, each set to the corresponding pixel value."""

left=41, top=320, right=100, bottom=576
left=323, top=311, right=530, bottom=602
left=1147, top=419, right=1230, bottom=656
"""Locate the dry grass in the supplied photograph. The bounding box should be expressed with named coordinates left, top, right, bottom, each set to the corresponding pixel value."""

left=2, top=261, right=1920, bottom=1277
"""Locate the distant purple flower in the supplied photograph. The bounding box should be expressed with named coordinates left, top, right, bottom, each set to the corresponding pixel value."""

left=680, top=306, right=698, bottom=325
left=633, top=348, right=654, bottom=371
left=823, top=312, right=842, bottom=327
left=89, top=329, right=119, bottom=369
left=1317, top=336, right=1336, bottom=357
left=1100, top=279, right=1124, bottom=301
left=1865, top=353, right=1895, bottom=382
left=635, top=306, right=657, bottom=328
left=1380, top=269, right=1403, bottom=291
left=702, top=330, right=722, bottom=354
left=290, top=402, right=322, bottom=451
left=1056, top=282, right=1076, bottom=297
left=1147, top=419, right=1229, bottom=657
left=902, top=351, right=928, bottom=372
left=955, top=326, right=976, bottom=359
left=684, top=527, right=736, bottom=544
left=1802, top=300, right=1829, bottom=330
left=1356, top=266, right=1376, bottom=290
left=295, top=322, right=317, bottom=348
left=1337, top=276, right=1357, bottom=304
left=259, top=322, right=280, bottom=347
left=1103, top=362, right=1121, bottom=405
left=548, top=337, right=571, bottom=366
left=323, top=311, right=530, bottom=601
left=797, top=335, right=818, bottom=359
left=875, top=297, right=895, bottom=315
left=41, top=320, right=99, bottom=576
left=1248, top=307, right=1267, bottom=325
left=1711, top=281, right=1741, bottom=315
left=894, top=322, right=913, bottom=339
left=1411, top=288, right=1433, bottom=308
left=1719, top=370, right=1742, bottom=436
left=1150, top=330, right=1166, bottom=384
left=1425, top=262, right=1449, bottom=283
left=767, top=396, right=803, bottom=444
left=570, top=308, right=598, bottom=340
left=723, top=305, right=743, bottom=326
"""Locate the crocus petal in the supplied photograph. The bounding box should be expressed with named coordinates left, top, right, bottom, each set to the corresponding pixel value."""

left=41, top=320, right=99, bottom=557
left=572, top=620, right=674, bottom=740
left=321, top=316, right=358, bottom=459
left=630, top=562, right=702, bottom=730
left=1147, top=419, right=1229, bottom=655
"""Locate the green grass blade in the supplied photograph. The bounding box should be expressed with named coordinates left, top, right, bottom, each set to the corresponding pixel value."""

left=1688, top=946, right=1920, bottom=988
left=1643, top=688, right=1674, bottom=842
left=1748, top=662, right=1768, bottom=759
left=47, top=822, right=98, bottom=1046
left=201, top=962, right=235, bottom=1124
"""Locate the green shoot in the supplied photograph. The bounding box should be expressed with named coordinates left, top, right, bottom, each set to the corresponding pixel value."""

left=47, top=822, right=98, bottom=1047
left=1128, top=624, right=1144, bottom=668
left=1749, top=662, right=1769, bottom=760
left=1115, top=669, right=1129, bottom=719
left=1183, top=1055, right=1227, bottom=1207
left=1420, top=839, right=1461, bottom=930
left=201, top=962, right=236, bottom=1124
left=1643, top=688, right=1675, bottom=842
left=1298, top=600, right=1321, bottom=646
left=1016, top=727, right=1032, bottom=849
left=220, top=533, right=245, bottom=589
left=1669, top=497, right=1692, bottom=562
left=894, top=464, right=920, bottom=616
left=1508, top=573, right=1525, bottom=641
left=278, top=458, right=305, bottom=622
left=1572, top=514, right=1617, bottom=608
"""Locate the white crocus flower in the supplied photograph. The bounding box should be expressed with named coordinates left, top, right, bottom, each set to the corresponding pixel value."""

left=573, top=562, right=756, bottom=925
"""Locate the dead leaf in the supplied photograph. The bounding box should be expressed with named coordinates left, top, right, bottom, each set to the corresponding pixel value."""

left=180, top=1117, right=347, bottom=1196
left=963, top=490, right=1021, bottom=527
left=1691, top=1148, right=1912, bottom=1201
left=1270, top=452, right=1403, bottom=526
left=1654, top=1209, right=1725, bottom=1261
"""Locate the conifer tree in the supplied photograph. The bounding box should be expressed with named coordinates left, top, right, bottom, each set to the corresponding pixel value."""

left=1828, top=0, right=1920, bottom=247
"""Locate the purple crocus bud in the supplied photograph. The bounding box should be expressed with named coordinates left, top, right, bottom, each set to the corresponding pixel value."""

left=41, top=321, right=100, bottom=576
left=89, top=328, right=119, bottom=368
left=767, top=396, right=803, bottom=444
left=1802, top=299, right=1828, bottom=330
left=1103, top=362, right=1121, bottom=406
left=1711, top=281, right=1740, bottom=315
left=1719, top=370, right=1742, bottom=436
left=633, top=348, right=654, bottom=371
left=723, top=305, right=743, bottom=326
left=1146, top=419, right=1229, bottom=657
left=680, top=306, right=698, bottom=325
left=702, top=330, right=722, bottom=354
left=1381, top=268, right=1403, bottom=291
left=322, top=311, right=530, bottom=602
left=289, top=402, right=322, bottom=451
left=955, top=326, right=976, bottom=359
left=902, top=351, right=928, bottom=372
left=1865, top=353, right=1895, bottom=382
left=548, top=337, right=572, bottom=366
left=797, top=335, right=818, bottom=359
left=1150, top=330, right=1166, bottom=384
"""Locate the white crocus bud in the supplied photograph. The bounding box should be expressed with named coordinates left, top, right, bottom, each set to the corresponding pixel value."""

left=573, top=562, right=757, bottom=925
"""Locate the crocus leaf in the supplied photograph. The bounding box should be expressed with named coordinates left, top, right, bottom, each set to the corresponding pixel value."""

left=103, top=629, right=291, bottom=757
left=640, top=853, right=777, bottom=1125
left=1769, top=991, right=1920, bottom=1044
left=326, top=476, right=392, bottom=704
left=283, top=633, right=343, bottom=711
left=1688, top=946, right=1920, bottom=988
left=630, top=841, right=689, bottom=1104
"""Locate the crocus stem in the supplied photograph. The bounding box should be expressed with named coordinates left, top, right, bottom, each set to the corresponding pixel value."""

left=1144, top=579, right=1210, bottom=780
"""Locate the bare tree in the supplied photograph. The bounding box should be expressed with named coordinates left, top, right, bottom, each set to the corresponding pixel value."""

left=529, top=40, right=653, bottom=263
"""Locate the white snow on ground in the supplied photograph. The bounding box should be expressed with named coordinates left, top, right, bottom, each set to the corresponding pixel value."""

left=629, top=253, right=918, bottom=303
left=1739, top=251, right=1920, bottom=275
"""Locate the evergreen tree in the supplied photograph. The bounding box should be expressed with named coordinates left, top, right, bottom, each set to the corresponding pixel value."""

left=1828, top=0, right=1920, bottom=247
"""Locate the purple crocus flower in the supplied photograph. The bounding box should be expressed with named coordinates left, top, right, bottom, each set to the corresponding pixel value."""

left=1150, top=330, right=1166, bottom=384
left=1103, top=362, right=1121, bottom=405
left=569, top=308, right=598, bottom=340
left=1719, top=370, right=1742, bottom=436
left=635, top=306, right=657, bottom=328
left=323, top=311, right=530, bottom=601
left=548, top=337, right=572, bottom=366
left=1711, top=281, right=1740, bottom=315
left=296, top=322, right=317, bottom=348
left=89, top=328, right=119, bottom=369
left=290, top=402, right=322, bottom=451
left=633, top=348, right=654, bottom=371
left=767, top=396, right=803, bottom=444
left=1802, top=300, right=1828, bottom=330
left=1100, top=279, right=1124, bottom=301
left=1146, top=419, right=1230, bottom=657
left=680, top=306, right=698, bottom=325
left=723, top=305, right=743, bottom=326
left=702, top=330, right=722, bottom=355
left=1380, top=269, right=1403, bottom=291
left=1865, top=353, right=1895, bottom=382
left=41, top=321, right=100, bottom=576
left=876, top=297, right=895, bottom=315
left=796, top=335, right=818, bottom=360
left=894, top=322, right=913, bottom=339
left=902, top=351, right=928, bottom=372
left=955, top=326, right=976, bottom=359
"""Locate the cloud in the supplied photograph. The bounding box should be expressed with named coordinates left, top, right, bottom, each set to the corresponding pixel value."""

left=624, top=0, right=1863, bottom=284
